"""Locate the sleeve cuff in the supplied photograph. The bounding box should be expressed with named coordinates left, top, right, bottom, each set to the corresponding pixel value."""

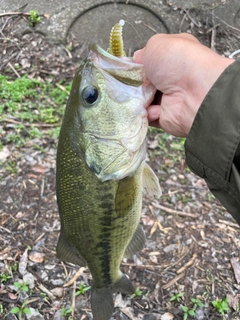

left=185, top=59, right=240, bottom=183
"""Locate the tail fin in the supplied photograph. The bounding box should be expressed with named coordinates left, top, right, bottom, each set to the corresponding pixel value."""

left=91, top=286, right=113, bottom=320
left=91, top=274, right=134, bottom=320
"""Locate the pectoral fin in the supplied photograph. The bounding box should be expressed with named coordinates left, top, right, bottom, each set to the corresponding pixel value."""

left=143, top=162, right=162, bottom=198
left=124, top=224, right=145, bottom=258
left=56, top=232, right=86, bottom=266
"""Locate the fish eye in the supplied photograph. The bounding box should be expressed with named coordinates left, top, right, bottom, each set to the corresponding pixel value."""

left=82, top=86, right=99, bottom=105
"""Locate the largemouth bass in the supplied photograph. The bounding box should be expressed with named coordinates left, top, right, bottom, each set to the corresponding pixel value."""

left=56, top=44, right=161, bottom=320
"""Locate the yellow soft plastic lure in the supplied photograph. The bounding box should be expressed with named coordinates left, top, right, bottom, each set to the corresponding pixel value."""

left=108, top=19, right=126, bottom=57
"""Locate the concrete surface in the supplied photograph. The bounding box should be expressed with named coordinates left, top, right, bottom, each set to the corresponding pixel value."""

left=1, top=0, right=240, bottom=52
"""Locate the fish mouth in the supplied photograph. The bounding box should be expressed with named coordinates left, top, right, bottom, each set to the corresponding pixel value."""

left=88, top=44, right=145, bottom=87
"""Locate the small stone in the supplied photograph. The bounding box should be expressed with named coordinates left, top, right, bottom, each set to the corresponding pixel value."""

left=51, top=287, right=64, bottom=298
left=143, top=314, right=156, bottom=320
left=5, top=314, right=18, bottom=320
left=26, top=308, right=44, bottom=320
left=41, top=271, right=48, bottom=281
left=195, top=308, right=205, bottom=320
left=19, top=291, right=29, bottom=303
left=44, top=264, right=55, bottom=270
left=53, top=309, right=65, bottom=320
left=178, top=174, right=185, bottom=180
left=163, top=244, right=179, bottom=253
left=23, top=272, right=35, bottom=289
left=50, top=279, right=64, bottom=286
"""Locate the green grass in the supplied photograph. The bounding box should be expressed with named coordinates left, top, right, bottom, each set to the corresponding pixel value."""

left=212, top=297, right=230, bottom=315
left=74, top=283, right=91, bottom=296
left=29, top=10, right=41, bottom=26
left=147, top=129, right=186, bottom=171
left=0, top=75, right=71, bottom=147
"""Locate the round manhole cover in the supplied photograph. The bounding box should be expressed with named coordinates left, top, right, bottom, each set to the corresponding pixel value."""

left=67, top=1, right=170, bottom=56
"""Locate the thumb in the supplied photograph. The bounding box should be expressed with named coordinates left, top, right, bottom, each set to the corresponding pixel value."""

left=133, top=48, right=145, bottom=64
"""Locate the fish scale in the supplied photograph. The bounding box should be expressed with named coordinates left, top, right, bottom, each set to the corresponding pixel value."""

left=57, top=142, right=142, bottom=286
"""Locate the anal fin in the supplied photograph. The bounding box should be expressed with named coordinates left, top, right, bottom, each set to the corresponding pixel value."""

left=124, top=224, right=145, bottom=258
left=56, top=232, right=86, bottom=266
left=112, top=273, right=135, bottom=294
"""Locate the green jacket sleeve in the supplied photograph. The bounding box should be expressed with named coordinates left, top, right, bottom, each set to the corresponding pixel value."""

left=185, top=59, right=240, bottom=224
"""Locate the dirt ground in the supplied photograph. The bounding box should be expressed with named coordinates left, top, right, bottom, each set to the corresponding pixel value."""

left=1, top=4, right=240, bottom=320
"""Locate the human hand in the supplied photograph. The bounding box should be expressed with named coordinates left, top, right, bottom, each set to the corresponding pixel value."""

left=133, top=33, right=234, bottom=137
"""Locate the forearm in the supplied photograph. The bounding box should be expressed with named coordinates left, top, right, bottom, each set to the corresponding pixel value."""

left=185, top=59, right=240, bottom=223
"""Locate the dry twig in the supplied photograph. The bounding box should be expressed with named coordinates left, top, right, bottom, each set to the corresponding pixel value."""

left=0, top=12, right=31, bottom=18
left=162, top=272, right=185, bottom=289
left=152, top=202, right=199, bottom=219
left=176, top=253, right=197, bottom=274
left=61, top=261, right=69, bottom=278
left=219, top=219, right=240, bottom=229
left=71, top=281, right=76, bottom=318
left=63, top=267, right=86, bottom=287
left=7, top=62, right=20, bottom=78
left=164, top=246, right=192, bottom=272
left=38, top=283, right=56, bottom=300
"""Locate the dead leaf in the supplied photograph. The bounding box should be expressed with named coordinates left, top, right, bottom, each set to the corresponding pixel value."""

left=16, top=211, right=24, bottom=218
left=0, top=146, right=10, bottom=160
left=148, top=138, right=159, bottom=149
left=163, top=244, right=179, bottom=253
left=192, top=280, right=199, bottom=294
left=121, top=307, right=135, bottom=320
left=8, top=293, right=18, bottom=300
left=149, top=255, right=158, bottom=264
left=115, top=293, right=129, bottom=308
left=0, top=248, right=10, bottom=255
left=141, top=215, right=154, bottom=226
left=0, top=284, right=5, bottom=293
left=32, top=164, right=49, bottom=174
left=29, top=251, right=45, bottom=263
left=0, top=254, right=12, bottom=260
left=164, top=159, right=174, bottom=166
left=161, top=312, right=174, bottom=320
left=149, top=251, right=160, bottom=256
left=115, top=293, right=124, bottom=308
left=150, top=222, right=158, bottom=235
left=18, top=248, right=28, bottom=275
left=150, top=221, right=166, bottom=235
left=231, top=257, right=240, bottom=284
left=227, top=294, right=239, bottom=311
